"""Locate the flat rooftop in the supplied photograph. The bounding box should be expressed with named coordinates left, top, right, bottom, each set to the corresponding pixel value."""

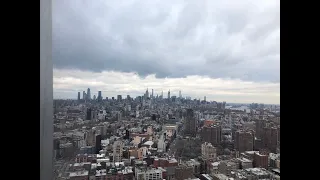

left=69, top=170, right=88, bottom=177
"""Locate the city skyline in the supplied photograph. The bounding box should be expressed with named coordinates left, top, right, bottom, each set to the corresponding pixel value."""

left=53, top=0, right=280, bottom=104
left=53, top=69, right=279, bottom=104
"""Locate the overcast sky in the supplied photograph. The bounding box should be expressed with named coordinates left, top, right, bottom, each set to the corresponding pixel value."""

left=52, top=0, right=280, bottom=104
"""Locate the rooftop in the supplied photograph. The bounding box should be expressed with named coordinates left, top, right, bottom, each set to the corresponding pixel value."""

left=213, top=173, right=228, bottom=179
left=237, top=157, right=252, bottom=163
left=212, top=162, right=220, bottom=166
left=143, top=141, right=154, bottom=146
left=244, top=151, right=259, bottom=155
left=201, top=174, right=213, bottom=180
left=96, top=169, right=107, bottom=176
left=245, top=168, right=269, bottom=176
left=69, top=170, right=89, bottom=177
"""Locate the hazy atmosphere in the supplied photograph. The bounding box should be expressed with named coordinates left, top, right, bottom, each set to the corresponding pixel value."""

left=53, top=0, right=280, bottom=104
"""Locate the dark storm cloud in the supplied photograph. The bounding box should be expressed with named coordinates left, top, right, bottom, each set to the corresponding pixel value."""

left=53, top=0, right=280, bottom=82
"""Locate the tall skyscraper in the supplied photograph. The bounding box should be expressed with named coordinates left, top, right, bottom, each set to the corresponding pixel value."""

left=157, top=132, right=166, bottom=152
left=179, top=90, right=182, bottom=98
left=151, top=89, right=154, bottom=98
left=117, top=95, right=122, bottom=101
left=124, top=130, right=130, bottom=139
left=222, top=101, right=226, bottom=109
left=255, top=119, right=266, bottom=139
left=235, top=130, right=254, bottom=153
left=184, top=109, right=197, bottom=136
left=262, top=126, right=279, bottom=153
left=201, top=124, right=222, bottom=146
left=87, top=88, right=91, bottom=100
left=204, top=96, right=206, bottom=102
left=168, top=90, right=170, bottom=99
left=77, top=92, right=80, bottom=101
left=83, top=91, right=86, bottom=100
left=86, top=108, right=92, bottom=120
left=95, top=134, right=102, bottom=154
left=146, top=88, right=149, bottom=98
left=98, top=91, right=102, bottom=102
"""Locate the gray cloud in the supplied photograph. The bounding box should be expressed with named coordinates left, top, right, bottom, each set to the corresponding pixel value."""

left=53, top=0, right=280, bottom=82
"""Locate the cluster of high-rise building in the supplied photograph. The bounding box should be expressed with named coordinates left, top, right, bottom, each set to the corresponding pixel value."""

left=78, top=88, right=102, bottom=102
left=53, top=88, right=280, bottom=180
left=77, top=88, right=213, bottom=104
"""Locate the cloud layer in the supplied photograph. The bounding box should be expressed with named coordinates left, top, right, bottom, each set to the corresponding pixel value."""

left=53, top=0, right=280, bottom=82
left=53, top=69, right=280, bottom=104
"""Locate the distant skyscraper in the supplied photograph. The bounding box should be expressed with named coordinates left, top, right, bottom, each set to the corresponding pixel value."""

left=83, top=91, right=86, bottom=100
left=93, top=95, right=96, bottom=100
left=222, top=101, right=226, bottom=109
left=98, top=91, right=102, bottom=102
left=87, top=88, right=91, bottom=100
left=179, top=90, right=182, bottom=98
left=151, top=89, right=154, bottom=98
left=146, top=88, right=149, bottom=98
left=168, top=90, right=170, bottom=99
left=171, top=96, right=176, bottom=102
left=204, top=96, right=206, bottom=102
left=117, top=95, right=122, bottom=101
left=77, top=92, right=80, bottom=101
